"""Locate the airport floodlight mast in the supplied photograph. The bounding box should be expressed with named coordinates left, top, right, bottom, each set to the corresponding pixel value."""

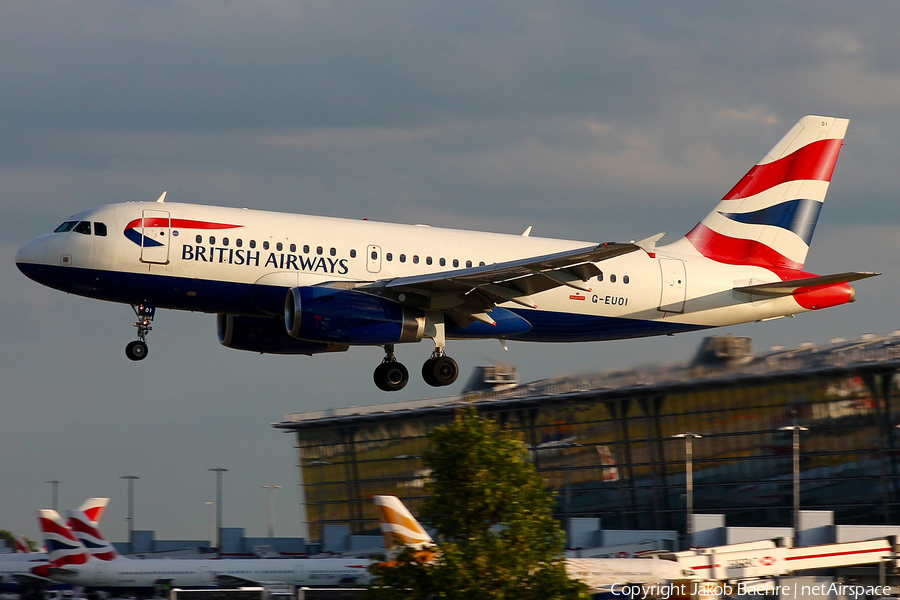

left=779, top=425, right=809, bottom=533
left=209, top=468, right=228, bottom=555
left=120, top=475, right=139, bottom=554
left=672, top=433, right=702, bottom=548
left=45, top=480, right=59, bottom=511
left=204, top=501, right=215, bottom=548
left=263, top=485, right=281, bottom=538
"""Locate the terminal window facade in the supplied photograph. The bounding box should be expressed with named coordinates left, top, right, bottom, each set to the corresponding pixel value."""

left=294, top=371, right=898, bottom=542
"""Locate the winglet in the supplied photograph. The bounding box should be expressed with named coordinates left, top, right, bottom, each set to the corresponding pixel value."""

left=521, top=226, right=533, bottom=237
left=156, top=191, right=167, bottom=203
left=635, top=233, right=665, bottom=255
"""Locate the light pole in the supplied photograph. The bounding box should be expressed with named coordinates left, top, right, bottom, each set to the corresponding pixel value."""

left=120, top=475, right=139, bottom=554
left=779, top=425, right=808, bottom=533
left=209, top=468, right=228, bottom=555
left=205, top=502, right=215, bottom=548
left=263, top=485, right=282, bottom=538
left=45, top=480, right=59, bottom=511
left=673, top=433, right=702, bottom=548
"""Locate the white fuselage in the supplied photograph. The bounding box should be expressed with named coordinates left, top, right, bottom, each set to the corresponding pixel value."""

left=47, top=556, right=371, bottom=589
left=15, top=201, right=811, bottom=343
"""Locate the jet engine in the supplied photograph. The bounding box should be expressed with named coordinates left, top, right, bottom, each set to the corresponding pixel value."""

left=285, top=287, right=425, bottom=345
left=217, top=314, right=348, bottom=355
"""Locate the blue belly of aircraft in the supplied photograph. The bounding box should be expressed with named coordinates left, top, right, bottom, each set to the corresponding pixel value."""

left=16, top=264, right=709, bottom=341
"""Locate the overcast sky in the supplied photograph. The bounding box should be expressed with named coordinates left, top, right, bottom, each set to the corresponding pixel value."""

left=2, top=2, right=900, bottom=545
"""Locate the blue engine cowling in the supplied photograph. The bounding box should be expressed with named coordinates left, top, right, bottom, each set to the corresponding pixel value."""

left=217, top=314, right=349, bottom=355
left=285, top=287, right=425, bottom=345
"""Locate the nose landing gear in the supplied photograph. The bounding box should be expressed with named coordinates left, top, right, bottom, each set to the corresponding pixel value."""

left=126, top=304, right=155, bottom=361
left=374, top=344, right=410, bottom=392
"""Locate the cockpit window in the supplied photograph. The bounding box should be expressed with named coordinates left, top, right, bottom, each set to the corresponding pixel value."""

left=54, top=221, right=78, bottom=233
left=73, top=221, right=92, bottom=235
left=94, top=222, right=108, bottom=236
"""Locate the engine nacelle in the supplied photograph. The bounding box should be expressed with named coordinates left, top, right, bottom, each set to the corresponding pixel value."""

left=285, top=287, right=425, bottom=345
left=217, top=314, right=349, bottom=355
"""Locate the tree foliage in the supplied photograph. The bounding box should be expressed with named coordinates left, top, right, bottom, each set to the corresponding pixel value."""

left=368, top=407, right=586, bottom=600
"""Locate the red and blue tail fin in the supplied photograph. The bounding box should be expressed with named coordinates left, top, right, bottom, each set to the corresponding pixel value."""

left=37, top=509, right=90, bottom=567
left=67, top=509, right=120, bottom=561
left=15, top=535, right=31, bottom=553
left=671, top=115, right=849, bottom=270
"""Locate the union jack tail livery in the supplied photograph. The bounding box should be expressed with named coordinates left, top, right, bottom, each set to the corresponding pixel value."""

left=76, top=497, right=109, bottom=527
left=373, top=495, right=434, bottom=551
left=14, top=535, right=31, bottom=553
left=36, top=509, right=90, bottom=567
left=67, top=509, right=120, bottom=561
left=679, top=115, right=848, bottom=271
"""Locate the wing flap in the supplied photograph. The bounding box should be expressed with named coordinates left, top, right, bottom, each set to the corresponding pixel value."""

left=734, top=272, right=879, bottom=297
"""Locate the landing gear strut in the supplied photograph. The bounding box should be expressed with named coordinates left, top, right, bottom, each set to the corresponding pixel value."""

left=422, top=349, right=459, bottom=388
left=126, top=304, right=155, bottom=361
left=374, top=344, right=409, bottom=392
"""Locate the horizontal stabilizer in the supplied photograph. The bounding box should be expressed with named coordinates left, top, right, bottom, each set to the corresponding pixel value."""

left=734, top=272, right=879, bottom=297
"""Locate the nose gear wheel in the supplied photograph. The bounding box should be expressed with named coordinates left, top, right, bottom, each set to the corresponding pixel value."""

left=127, top=304, right=155, bottom=362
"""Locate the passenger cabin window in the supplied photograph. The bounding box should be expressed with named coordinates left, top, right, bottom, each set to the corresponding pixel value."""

left=610, top=274, right=617, bottom=283
left=94, top=222, right=108, bottom=236
left=303, top=245, right=310, bottom=254
left=440, top=258, right=446, bottom=266
left=386, top=252, right=393, bottom=261
left=276, top=242, right=283, bottom=251
left=316, top=246, right=323, bottom=255
left=210, top=236, right=216, bottom=244
left=623, top=275, right=630, bottom=284
left=250, top=240, right=256, bottom=249
left=413, top=255, right=419, bottom=264
left=263, top=241, right=270, bottom=250
left=236, top=239, right=242, bottom=247
left=73, top=221, right=91, bottom=235
left=426, top=257, right=433, bottom=265
left=196, top=235, right=203, bottom=243
left=290, top=243, right=296, bottom=252
left=466, top=260, right=472, bottom=268
left=399, top=254, right=406, bottom=263
left=54, top=221, right=78, bottom=233
left=350, top=249, right=357, bottom=258
left=452, top=259, right=459, bottom=267
left=330, top=247, right=336, bottom=256
left=223, top=238, right=229, bottom=246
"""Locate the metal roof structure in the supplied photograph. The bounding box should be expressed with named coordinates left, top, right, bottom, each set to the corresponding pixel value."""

left=274, top=331, right=900, bottom=431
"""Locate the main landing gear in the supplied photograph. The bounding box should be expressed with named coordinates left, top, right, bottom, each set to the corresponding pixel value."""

left=373, top=345, right=459, bottom=392
left=125, top=304, right=155, bottom=361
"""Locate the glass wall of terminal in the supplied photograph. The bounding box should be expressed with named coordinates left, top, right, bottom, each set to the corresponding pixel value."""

left=294, top=371, right=899, bottom=542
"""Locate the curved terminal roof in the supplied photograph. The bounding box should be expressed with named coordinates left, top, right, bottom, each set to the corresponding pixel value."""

left=274, top=331, right=900, bottom=431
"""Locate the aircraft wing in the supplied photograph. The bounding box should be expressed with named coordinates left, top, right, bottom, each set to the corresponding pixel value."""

left=359, top=241, right=640, bottom=325
left=734, top=272, right=879, bottom=297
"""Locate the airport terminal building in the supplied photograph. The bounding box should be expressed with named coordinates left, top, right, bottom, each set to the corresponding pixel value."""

left=274, top=332, right=900, bottom=546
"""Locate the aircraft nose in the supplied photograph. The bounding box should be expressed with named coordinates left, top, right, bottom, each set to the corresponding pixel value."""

left=15, top=236, right=50, bottom=282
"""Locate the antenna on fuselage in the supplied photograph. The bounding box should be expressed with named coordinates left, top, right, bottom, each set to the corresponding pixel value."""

left=156, top=191, right=167, bottom=203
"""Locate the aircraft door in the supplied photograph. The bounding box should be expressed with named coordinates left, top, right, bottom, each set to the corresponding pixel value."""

left=95, top=561, right=108, bottom=585
left=366, top=244, right=382, bottom=273
left=140, top=209, right=171, bottom=264
left=658, top=259, right=687, bottom=313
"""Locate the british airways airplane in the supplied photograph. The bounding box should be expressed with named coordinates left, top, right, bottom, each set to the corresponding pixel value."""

left=15, top=116, right=876, bottom=391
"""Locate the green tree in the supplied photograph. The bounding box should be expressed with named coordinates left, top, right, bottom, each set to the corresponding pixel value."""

left=0, top=530, right=14, bottom=553
left=368, top=407, right=586, bottom=600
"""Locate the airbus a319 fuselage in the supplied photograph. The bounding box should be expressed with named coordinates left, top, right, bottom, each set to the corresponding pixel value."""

left=16, top=116, right=876, bottom=391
